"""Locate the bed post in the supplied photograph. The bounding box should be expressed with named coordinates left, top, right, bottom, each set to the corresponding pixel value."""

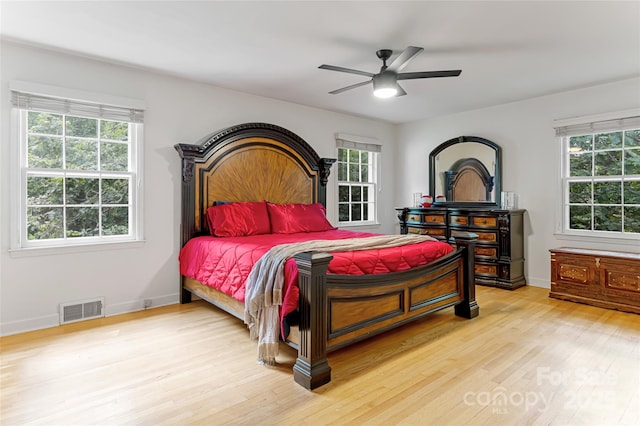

left=292, top=251, right=333, bottom=390
left=451, top=231, right=479, bottom=319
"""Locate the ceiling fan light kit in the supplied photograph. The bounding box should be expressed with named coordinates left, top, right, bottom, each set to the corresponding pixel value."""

left=319, top=46, right=462, bottom=98
left=372, top=73, right=399, bottom=98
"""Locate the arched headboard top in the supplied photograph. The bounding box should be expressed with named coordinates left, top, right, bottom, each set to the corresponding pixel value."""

left=175, top=123, right=335, bottom=245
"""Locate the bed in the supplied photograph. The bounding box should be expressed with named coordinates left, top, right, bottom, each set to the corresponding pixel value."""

left=175, top=122, right=479, bottom=390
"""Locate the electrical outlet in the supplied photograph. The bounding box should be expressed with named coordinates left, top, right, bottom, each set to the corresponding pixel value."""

left=143, top=299, right=152, bottom=309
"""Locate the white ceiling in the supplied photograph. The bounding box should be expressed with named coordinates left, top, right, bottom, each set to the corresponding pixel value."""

left=2, top=1, right=639, bottom=124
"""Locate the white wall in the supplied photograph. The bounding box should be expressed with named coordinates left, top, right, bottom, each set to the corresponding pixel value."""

left=0, top=42, right=396, bottom=335
left=396, top=77, right=640, bottom=288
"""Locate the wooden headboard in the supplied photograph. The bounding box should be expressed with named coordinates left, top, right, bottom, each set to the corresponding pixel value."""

left=175, top=123, right=335, bottom=246
left=444, top=157, right=494, bottom=202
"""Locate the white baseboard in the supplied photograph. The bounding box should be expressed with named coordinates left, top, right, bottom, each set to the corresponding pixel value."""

left=526, top=276, right=550, bottom=289
left=0, top=314, right=60, bottom=336
left=1, top=293, right=179, bottom=337
left=105, top=293, right=179, bottom=317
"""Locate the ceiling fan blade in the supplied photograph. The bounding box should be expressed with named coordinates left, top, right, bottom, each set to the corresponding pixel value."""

left=328, top=80, right=372, bottom=94
left=396, top=84, right=407, bottom=97
left=397, top=70, right=462, bottom=80
left=319, top=64, right=374, bottom=78
left=386, top=46, right=424, bottom=72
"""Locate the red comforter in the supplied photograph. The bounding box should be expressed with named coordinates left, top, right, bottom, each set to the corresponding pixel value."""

left=179, top=229, right=453, bottom=321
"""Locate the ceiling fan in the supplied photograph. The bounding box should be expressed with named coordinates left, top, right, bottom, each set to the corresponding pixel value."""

left=319, top=46, right=461, bottom=98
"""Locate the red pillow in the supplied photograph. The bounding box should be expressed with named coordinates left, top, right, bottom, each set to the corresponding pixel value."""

left=206, top=201, right=271, bottom=237
left=267, top=202, right=336, bottom=234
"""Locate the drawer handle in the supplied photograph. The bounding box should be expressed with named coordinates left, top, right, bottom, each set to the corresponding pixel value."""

left=595, top=257, right=600, bottom=268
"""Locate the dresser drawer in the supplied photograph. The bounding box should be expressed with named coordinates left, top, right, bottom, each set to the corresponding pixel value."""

left=408, top=227, right=427, bottom=235
left=475, top=246, right=498, bottom=259
left=425, top=228, right=446, bottom=237
left=449, top=215, right=468, bottom=226
left=407, top=213, right=422, bottom=223
left=475, top=262, right=498, bottom=277
left=475, top=231, right=498, bottom=243
left=424, top=214, right=445, bottom=224
left=408, top=227, right=446, bottom=238
left=472, top=216, right=498, bottom=228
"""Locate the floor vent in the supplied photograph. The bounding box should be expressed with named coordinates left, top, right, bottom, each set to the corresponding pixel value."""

left=59, top=298, right=105, bottom=324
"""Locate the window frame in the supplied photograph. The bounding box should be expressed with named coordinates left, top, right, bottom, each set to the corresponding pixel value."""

left=554, top=109, right=640, bottom=244
left=335, top=134, right=381, bottom=227
left=9, top=82, right=145, bottom=255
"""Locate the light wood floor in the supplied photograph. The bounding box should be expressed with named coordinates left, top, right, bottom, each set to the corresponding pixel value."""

left=1, top=286, right=639, bottom=426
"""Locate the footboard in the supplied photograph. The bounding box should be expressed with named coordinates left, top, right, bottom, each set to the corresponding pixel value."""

left=292, top=232, right=478, bottom=390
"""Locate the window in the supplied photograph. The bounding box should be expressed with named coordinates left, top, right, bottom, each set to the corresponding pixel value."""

left=10, top=84, right=144, bottom=250
left=556, top=112, right=640, bottom=238
left=336, top=134, right=380, bottom=225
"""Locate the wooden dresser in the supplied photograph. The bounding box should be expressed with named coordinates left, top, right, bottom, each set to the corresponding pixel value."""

left=397, top=207, right=526, bottom=289
left=550, top=248, right=640, bottom=314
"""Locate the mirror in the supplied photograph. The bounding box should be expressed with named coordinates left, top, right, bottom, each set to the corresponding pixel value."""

left=429, top=136, right=501, bottom=207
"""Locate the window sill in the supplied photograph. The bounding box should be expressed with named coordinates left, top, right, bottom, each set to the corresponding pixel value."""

left=338, top=221, right=381, bottom=229
left=9, top=240, right=146, bottom=258
left=554, top=232, right=640, bottom=251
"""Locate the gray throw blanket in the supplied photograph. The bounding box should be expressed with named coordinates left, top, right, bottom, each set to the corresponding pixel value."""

left=243, top=233, right=438, bottom=365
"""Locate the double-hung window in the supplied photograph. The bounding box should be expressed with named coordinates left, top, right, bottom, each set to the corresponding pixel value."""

left=10, top=83, right=145, bottom=250
left=336, top=134, right=381, bottom=226
left=555, top=111, right=640, bottom=239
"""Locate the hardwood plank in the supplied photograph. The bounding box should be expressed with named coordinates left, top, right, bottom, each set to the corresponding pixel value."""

left=1, top=286, right=639, bottom=425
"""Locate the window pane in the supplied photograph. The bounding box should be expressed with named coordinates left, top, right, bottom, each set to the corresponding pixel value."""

left=625, top=129, right=640, bottom=147
left=338, top=148, right=347, bottom=162
left=594, top=132, right=622, bottom=150
left=593, top=181, right=621, bottom=204
left=27, top=176, right=63, bottom=205
left=361, top=164, right=369, bottom=182
left=27, top=207, right=63, bottom=240
left=594, top=206, right=621, bottom=231
left=363, top=186, right=369, bottom=202
left=363, top=203, right=369, bottom=221
left=101, top=141, right=129, bottom=171
left=361, top=151, right=368, bottom=163
left=66, top=138, right=98, bottom=170
left=569, top=153, right=592, bottom=176
left=28, top=136, right=63, bottom=168
left=569, top=181, right=591, bottom=203
left=348, top=149, right=359, bottom=163
left=101, top=120, right=128, bottom=141
left=594, top=151, right=622, bottom=176
left=102, top=178, right=129, bottom=204
left=351, top=203, right=361, bottom=221
left=351, top=185, right=361, bottom=202
left=569, top=205, right=591, bottom=230
left=66, top=178, right=99, bottom=204
left=624, top=206, right=640, bottom=233
left=338, top=204, right=349, bottom=221
left=624, top=148, right=640, bottom=175
left=338, top=185, right=349, bottom=202
left=569, top=135, right=592, bottom=151
left=66, top=116, right=97, bottom=138
left=349, top=164, right=359, bottom=182
left=67, top=207, right=99, bottom=237
left=102, top=207, right=129, bottom=235
left=337, top=163, right=347, bottom=181
left=624, top=181, right=640, bottom=204
left=28, top=111, right=62, bottom=135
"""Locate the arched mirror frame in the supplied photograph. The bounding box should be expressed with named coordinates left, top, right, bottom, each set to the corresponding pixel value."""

left=429, top=135, right=502, bottom=208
